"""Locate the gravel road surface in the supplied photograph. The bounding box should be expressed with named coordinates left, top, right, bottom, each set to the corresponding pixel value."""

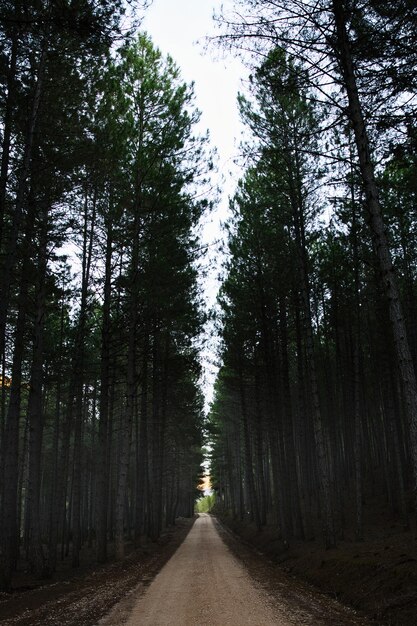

left=102, top=514, right=367, bottom=626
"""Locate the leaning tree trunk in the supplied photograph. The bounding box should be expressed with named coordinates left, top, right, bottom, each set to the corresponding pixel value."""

left=332, top=0, right=417, bottom=511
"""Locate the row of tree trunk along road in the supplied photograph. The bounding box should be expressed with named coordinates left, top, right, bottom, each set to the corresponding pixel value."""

left=0, top=1, right=209, bottom=590
left=209, top=0, right=417, bottom=549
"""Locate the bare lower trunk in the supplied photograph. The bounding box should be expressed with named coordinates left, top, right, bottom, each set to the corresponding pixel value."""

left=0, top=291, right=27, bottom=589
left=279, top=297, right=303, bottom=538
left=351, top=180, right=363, bottom=541
left=114, top=220, right=139, bottom=558
left=95, top=223, right=113, bottom=562
left=27, top=208, right=48, bottom=578
left=72, top=188, right=96, bottom=567
left=239, top=365, right=261, bottom=529
left=135, top=340, right=149, bottom=538
left=114, top=325, right=135, bottom=558
left=0, top=201, right=36, bottom=590
left=290, top=157, right=335, bottom=548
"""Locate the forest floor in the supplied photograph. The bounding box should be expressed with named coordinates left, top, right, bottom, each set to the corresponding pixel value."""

left=101, top=513, right=367, bottom=626
left=0, top=507, right=415, bottom=625
left=217, top=499, right=417, bottom=626
left=0, top=518, right=195, bottom=625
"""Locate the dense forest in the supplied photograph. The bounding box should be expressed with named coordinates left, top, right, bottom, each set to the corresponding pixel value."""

left=0, top=1, right=211, bottom=590
left=209, top=0, right=417, bottom=551
left=0, top=0, right=416, bottom=604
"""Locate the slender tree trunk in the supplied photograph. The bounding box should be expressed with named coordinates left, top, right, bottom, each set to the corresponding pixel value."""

left=350, top=178, right=364, bottom=541
left=114, top=319, right=135, bottom=558
left=114, top=212, right=140, bottom=558
left=0, top=197, right=37, bottom=590
left=254, top=364, right=267, bottom=525
left=0, top=281, right=28, bottom=589
left=279, top=297, right=303, bottom=538
left=0, top=31, right=18, bottom=249
left=48, top=288, right=66, bottom=572
left=238, top=365, right=261, bottom=529
left=48, top=377, right=62, bottom=570
left=95, top=220, right=113, bottom=562
left=27, top=208, right=49, bottom=578
left=0, top=43, right=47, bottom=366
left=294, top=300, right=314, bottom=540
left=149, top=326, right=164, bottom=541
left=72, top=187, right=96, bottom=567
left=287, top=189, right=335, bottom=546
left=135, top=338, right=149, bottom=539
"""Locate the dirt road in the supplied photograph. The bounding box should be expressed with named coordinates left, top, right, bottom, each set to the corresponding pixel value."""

left=101, top=514, right=367, bottom=626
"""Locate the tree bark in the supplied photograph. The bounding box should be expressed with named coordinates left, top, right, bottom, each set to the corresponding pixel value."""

left=0, top=43, right=47, bottom=365
left=48, top=294, right=65, bottom=572
left=0, top=31, right=18, bottom=249
left=27, top=207, right=49, bottom=578
left=72, top=188, right=96, bottom=567
left=95, top=220, right=113, bottom=562
left=238, top=364, right=261, bottom=529
left=114, top=209, right=140, bottom=558
left=0, top=198, right=36, bottom=590
left=288, top=141, right=335, bottom=548
left=135, top=337, right=149, bottom=539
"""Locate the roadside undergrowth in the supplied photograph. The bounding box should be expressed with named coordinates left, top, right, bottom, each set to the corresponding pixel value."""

left=215, top=501, right=417, bottom=626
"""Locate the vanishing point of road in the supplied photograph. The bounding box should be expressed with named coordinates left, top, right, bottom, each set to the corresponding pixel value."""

left=101, top=513, right=368, bottom=626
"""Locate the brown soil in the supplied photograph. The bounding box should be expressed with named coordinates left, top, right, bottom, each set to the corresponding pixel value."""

left=0, top=517, right=195, bottom=625
left=1, top=506, right=415, bottom=626
left=216, top=507, right=417, bottom=626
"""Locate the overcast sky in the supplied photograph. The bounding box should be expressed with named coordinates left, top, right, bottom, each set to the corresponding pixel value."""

left=142, top=1, right=244, bottom=197
left=142, top=0, right=247, bottom=407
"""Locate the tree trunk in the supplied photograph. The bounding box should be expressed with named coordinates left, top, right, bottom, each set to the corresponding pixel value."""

left=27, top=208, right=49, bottom=578
left=332, top=0, right=417, bottom=512
left=48, top=289, right=66, bottom=572
left=350, top=178, right=363, bottom=541
left=95, top=220, right=113, bottom=562
left=0, top=198, right=36, bottom=590
left=288, top=151, right=335, bottom=547
left=0, top=43, right=47, bottom=365
left=279, top=296, right=303, bottom=538
left=0, top=31, right=18, bottom=249
left=114, top=213, right=140, bottom=558
left=238, top=364, right=261, bottom=529
left=0, top=283, right=28, bottom=589
left=135, top=338, right=149, bottom=539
